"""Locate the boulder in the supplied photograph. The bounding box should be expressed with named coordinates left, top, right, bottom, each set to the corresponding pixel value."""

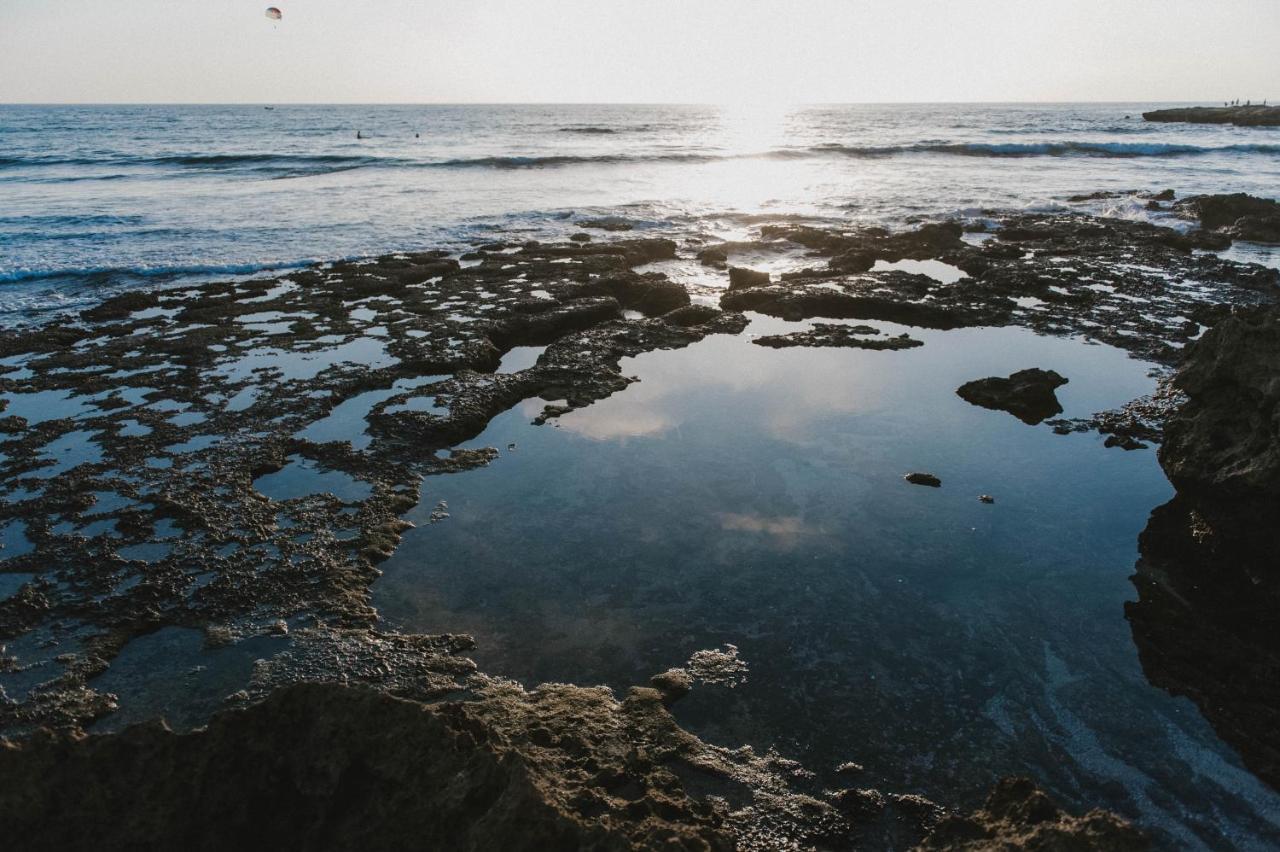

left=956, top=369, right=1069, bottom=425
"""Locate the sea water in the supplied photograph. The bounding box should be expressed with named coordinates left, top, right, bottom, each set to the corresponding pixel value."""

left=3, top=102, right=1280, bottom=318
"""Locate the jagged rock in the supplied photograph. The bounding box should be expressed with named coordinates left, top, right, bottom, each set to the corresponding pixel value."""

left=0, top=683, right=732, bottom=852
left=1128, top=302, right=1280, bottom=791
left=1175, top=193, right=1280, bottom=242
left=1160, top=305, right=1280, bottom=496
left=920, top=777, right=1148, bottom=850
left=956, top=369, right=1069, bottom=425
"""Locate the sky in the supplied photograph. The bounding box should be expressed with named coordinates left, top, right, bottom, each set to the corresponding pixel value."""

left=1, top=1, right=1278, bottom=104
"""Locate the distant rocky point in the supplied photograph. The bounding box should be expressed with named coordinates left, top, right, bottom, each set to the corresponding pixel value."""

left=1143, top=105, right=1280, bottom=127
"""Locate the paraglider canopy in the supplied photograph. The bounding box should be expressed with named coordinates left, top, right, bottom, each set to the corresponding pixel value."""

left=265, top=7, right=282, bottom=20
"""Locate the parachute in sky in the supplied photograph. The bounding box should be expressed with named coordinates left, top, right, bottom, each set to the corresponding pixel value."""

left=265, top=7, right=283, bottom=21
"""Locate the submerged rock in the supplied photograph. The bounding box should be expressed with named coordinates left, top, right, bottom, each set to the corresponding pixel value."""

left=956, top=369, right=1069, bottom=426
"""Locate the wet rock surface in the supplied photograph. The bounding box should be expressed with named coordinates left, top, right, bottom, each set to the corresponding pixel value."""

left=1, top=206, right=1276, bottom=848
left=956, top=369, right=1069, bottom=426
left=1175, top=194, right=1280, bottom=244
left=717, top=213, right=1277, bottom=363
left=1159, top=304, right=1280, bottom=495
left=0, top=236, right=742, bottom=735
left=1128, top=304, right=1280, bottom=792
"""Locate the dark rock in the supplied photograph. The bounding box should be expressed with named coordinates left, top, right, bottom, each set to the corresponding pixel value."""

left=1175, top=193, right=1280, bottom=242
left=80, top=291, right=160, bottom=323
left=662, top=304, right=724, bottom=327
left=568, top=232, right=591, bottom=242
left=904, top=473, right=942, bottom=487
left=0, top=682, right=733, bottom=851
left=956, top=369, right=1069, bottom=425
left=577, top=217, right=634, bottom=232
left=1160, top=305, right=1280, bottom=496
left=1144, top=105, right=1280, bottom=127
left=978, top=495, right=995, bottom=504
left=1129, top=302, right=1280, bottom=790
left=697, top=247, right=728, bottom=266
left=920, top=777, right=1148, bottom=850
left=1127, top=494, right=1280, bottom=791
left=753, top=324, right=923, bottom=351
left=585, top=272, right=690, bottom=316
left=1103, top=434, right=1147, bottom=451
left=727, top=266, right=771, bottom=291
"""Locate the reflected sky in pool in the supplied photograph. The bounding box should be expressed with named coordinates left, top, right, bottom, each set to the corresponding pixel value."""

left=374, top=315, right=1280, bottom=849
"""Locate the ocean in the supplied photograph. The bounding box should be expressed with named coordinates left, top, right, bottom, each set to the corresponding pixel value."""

left=3, top=102, right=1279, bottom=319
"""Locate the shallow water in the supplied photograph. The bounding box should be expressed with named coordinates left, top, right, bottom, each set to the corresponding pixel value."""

left=373, top=316, right=1280, bottom=849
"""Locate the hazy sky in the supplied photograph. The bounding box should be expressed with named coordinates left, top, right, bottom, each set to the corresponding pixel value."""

left=2, top=1, right=1277, bottom=103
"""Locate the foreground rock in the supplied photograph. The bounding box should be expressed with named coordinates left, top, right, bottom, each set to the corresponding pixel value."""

left=0, top=681, right=1142, bottom=852
left=1159, top=305, right=1280, bottom=495
left=956, top=369, right=1069, bottom=426
left=1128, top=305, right=1280, bottom=791
left=1143, top=105, right=1280, bottom=127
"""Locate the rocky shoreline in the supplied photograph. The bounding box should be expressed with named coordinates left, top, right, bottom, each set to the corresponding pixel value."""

left=2, top=191, right=1279, bottom=849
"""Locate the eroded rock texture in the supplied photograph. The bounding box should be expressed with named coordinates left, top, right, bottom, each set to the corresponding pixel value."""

left=1129, top=304, right=1280, bottom=792
left=0, top=681, right=1144, bottom=852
